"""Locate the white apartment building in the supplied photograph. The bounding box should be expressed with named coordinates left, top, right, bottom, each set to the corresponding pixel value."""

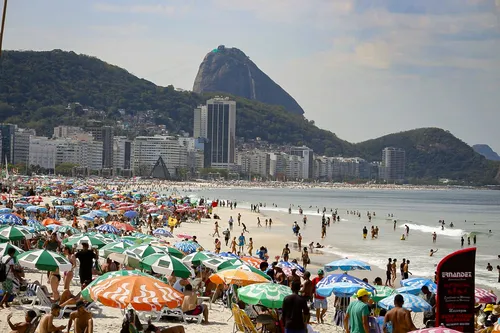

left=113, top=136, right=133, bottom=172
left=290, top=146, right=313, bottom=179
left=132, top=136, right=188, bottom=176
left=29, top=137, right=57, bottom=170
left=13, top=128, right=36, bottom=165
left=236, top=149, right=270, bottom=178
left=55, top=139, right=103, bottom=170
left=53, top=126, right=86, bottom=138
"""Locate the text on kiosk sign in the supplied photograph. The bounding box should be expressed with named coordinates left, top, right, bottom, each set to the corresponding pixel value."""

left=442, top=272, right=473, bottom=278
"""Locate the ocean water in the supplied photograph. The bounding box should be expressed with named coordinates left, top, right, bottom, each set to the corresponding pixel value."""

left=188, top=187, right=500, bottom=291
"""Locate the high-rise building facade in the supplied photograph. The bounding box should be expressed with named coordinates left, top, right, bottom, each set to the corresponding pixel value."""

left=290, top=146, right=314, bottom=179
left=113, top=136, right=133, bottom=173
left=132, top=136, right=187, bottom=176
left=29, top=137, right=58, bottom=170
left=380, top=147, right=406, bottom=182
left=193, top=97, right=236, bottom=168
left=0, top=124, right=16, bottom=164
left=85, top=123, right=114, bottom=169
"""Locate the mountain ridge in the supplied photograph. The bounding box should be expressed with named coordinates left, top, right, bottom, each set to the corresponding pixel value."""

left=472, top=144, right=500, bottom=161
left=193, top=45, right=305, bottom=115
left=0, top=49, right=498, bottom=184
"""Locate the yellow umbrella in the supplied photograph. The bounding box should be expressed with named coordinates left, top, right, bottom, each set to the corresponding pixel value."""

left=209, top=266, right=270, bottom=286
left=168, top=217, right=178, bottom=227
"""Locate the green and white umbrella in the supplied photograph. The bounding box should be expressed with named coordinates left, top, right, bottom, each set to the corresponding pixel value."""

left=0, top=242, right=24, bottom=257
left=237, top=283, right=292, bottom=308
left=17, top=249, right=72, bottom=272
left=122, top=244, right=166, bottom=268
left=203, top=257, right=243, bottom=271
left=141, top=253, right=194, bottom=278
left=81, top=269, right=158, bottom=302
left=371, top=285, right=396, bottom=302
left=99, top=233, right=121, bottom=241
left=57, top=226, right=81, bottom=235
left=98, top=241, right=132, bottom=258
left=64, top=234, right=112, bottom=249
left=0, top=226, right=34, bottom=240
left=183, top=251, right=217, bottom=266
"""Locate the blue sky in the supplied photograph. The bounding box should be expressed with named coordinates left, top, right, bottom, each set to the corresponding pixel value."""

left=3, top=0, right=500, bottom=152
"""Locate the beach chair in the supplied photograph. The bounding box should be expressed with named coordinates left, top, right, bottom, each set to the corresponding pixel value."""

left=240, top=310, right=259, bottom=333
left=27, top=314, right=42, bottom=333
left=231, top=304, right=245, bottom=333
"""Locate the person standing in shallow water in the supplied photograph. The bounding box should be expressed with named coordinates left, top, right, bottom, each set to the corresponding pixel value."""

left=282, top=244, right=290, bottom=262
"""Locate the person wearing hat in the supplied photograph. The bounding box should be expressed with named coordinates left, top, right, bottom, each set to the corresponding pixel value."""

left=344, top=289, right=371, bottom=333
left=6, top=309, right=37, bottom=333
left=67, top=300, right=93, bottom=333
left=311, top=269, right=328, bottom=324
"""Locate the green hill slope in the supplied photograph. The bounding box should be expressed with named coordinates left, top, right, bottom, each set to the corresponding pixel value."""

left=356, top=128, right=499, bottom=184
left=0, top=49, right=354, bottom=156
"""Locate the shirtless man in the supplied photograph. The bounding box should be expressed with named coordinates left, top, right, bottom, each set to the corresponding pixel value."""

left=67, top=301, right=93, bottom=333
left=6, top=310, right=37, bottom=333
left=39, top=304, right=66, bottom=333
left=383, top=294, right=417, bottom=333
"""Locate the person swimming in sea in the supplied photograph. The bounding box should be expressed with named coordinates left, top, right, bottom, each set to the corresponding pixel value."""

left=401, top=234, right=406, bottom=240
left=362, top=226, right=368, bottom=239
left=429, top=249, right=438, bottom=257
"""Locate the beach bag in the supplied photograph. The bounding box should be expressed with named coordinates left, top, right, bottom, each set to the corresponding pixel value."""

left=0, top=257, right=13, bottom=282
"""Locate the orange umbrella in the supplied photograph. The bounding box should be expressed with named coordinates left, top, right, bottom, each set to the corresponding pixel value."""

left=240, top=256, right=263, bottom=269
left=108, top=221, right=135, bottom=231
left=209, top=266, right=269, bottom=286
left=42, top=218, right=62, bottom=226
left=89, top=275, right=184, bottom=311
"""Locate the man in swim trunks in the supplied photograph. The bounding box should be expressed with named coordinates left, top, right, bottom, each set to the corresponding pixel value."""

left=67, top=301, right=93, bottom=333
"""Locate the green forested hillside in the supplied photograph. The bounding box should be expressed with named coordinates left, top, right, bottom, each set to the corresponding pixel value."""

left=0, top=49, right=354, bottom=156
left=0, top=50, right=498, bottom=183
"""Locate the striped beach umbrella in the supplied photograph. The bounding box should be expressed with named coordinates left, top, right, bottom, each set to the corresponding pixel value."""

left=57, top=226, right=81, bottom=235
left=183, top=251, right=217, bottom=266
left=277, top=261, right=305, bottom=273
left=17, top=249, right=72, bottom=272
left=475, top=287, right=497, bottom=304
left=378, top=294, right=432, bottom=312
left=316, top=273, right=375, bottom=297
left=372, top=285, right=396, bottom=302
left=141, top=253, right=194, bottom=278
left=152, top=228, right=174, bottom=237
left=202, top=257, right=235, bottom=271
left=209, top=265, right=270, bottom=286
left=64, top=234, right=112, bottom=249
left=0, top=242, right=24, bottom=257
left=96, top=224, right=119, bottom=234
left=98, top=241, right=133, bottom=258
left=89, top=275, right=184, bottom=311
left=238, top=283, right=292, bottom=309
left=0, top=225, right=34, bottom=240
left=27, top=219, right=47, bottom=232
left=240, top=256, right=263, bottom=269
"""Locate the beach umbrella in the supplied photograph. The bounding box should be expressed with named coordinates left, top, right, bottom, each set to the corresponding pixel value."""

left=92, top=210, right=108, bottom=217
left=162, top=246, right=184, bottom=259
left=25, top=205, right=44, bottom=213
left=379, top=293, right=431, bottom=312
left=57, top=226, right=81, bottom=234
left=0, top=213, right=23, bottom=225
left=372, top=286, right=396, bottom=302
left=277, top=261, right=305, bottom=273
left=96, top=224, right=119, bottom=234
left=202, top=257, right=236, bottom=271
left=316, top=273, right=375, bottom=297
left=240, top=256, right=263, bottom=269
left=27, top=219, right=47, bottom=232
left=152, top=228, right=174, bottom=237
left=98, top=241, right=132, bottom=258
left=209, top=265, right=270, bottom=286
left=42, top=218, right=62, bottom=226
left=122, top=244, right=166, bottom=268
left=89, top=275, right=184, bottom=311
left=173, top=241, right=199, bottom=254
left=324, top=258, right=371, bottom=272
left=123, top=211, right=138, bottom=219
left=183, top=251, right=217, bottom=266
left=64, top=234, right=111, bottom=249
left=109, top=221, right=135, bottom=232
left=99, top=233, right=121, bottom=241
left=408, top=329, right=462, bottom=333
left=400, top=278, right=437, bottom=293
left=0, top=242, right=24, bottom=257
left=80, top=214, right=96, bottom=221
left=17, top=249, right=72, bottom=272
left=219, top=252, right=238, bottom=258
left=81, top=269, right=155, bottom=301
left=238, top=283, right=292, bottom=309
left=0, top=225, right=34, bottom=240
left=141, top=253, right=194, bottom=278
left=0, top=208, right=12, bottom=214
left=475, top=287, right=497, bottom=304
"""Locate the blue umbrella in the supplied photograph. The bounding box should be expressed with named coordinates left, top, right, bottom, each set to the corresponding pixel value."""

left=80, top=214, right=96, bottom=221
left=26, top=206, right=45, bottom=212
left=173, top=241, right=199, bottom=254
left=400, top=278, right=437, bottom=293
left=325, top=258, right=371, bottom=272
left=152, top=228, right=173, bottom=237
left=219, top=252, right=239, bottom=258
left=378, top=294, right=432, bottom=312
left=0, top=214, right=23, bottom=225
left=396, top=286, right=423, bottom=295
left=92, top=210, right=108, bottom=217
left=124, top=211, right=138, bottom=219
left=316, top=273, right=375, bottom=297
left=96, top=224, right=120, bottom=234
left=0, top=208, right=12, bottom=214
left=278, top=261, right=305, bottom=273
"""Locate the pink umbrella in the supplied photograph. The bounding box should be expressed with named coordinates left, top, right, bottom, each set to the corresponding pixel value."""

left=475, top=287, right=497, bottom=304
left=409, top=329, right=462, bottom=333
left=177, top=234, right=193, bottom=239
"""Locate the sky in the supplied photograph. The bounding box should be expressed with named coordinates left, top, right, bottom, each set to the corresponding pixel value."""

left=3, top=0, right=500, bottom=152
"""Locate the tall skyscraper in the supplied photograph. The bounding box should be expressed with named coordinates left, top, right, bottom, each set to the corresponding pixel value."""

left=290, top=146, right=314, bottom=179
left=381, top=147, right=406, bottom=182
left=85, top=123, right=114, bottom=169
left=193, top=97, right=236, bottom=168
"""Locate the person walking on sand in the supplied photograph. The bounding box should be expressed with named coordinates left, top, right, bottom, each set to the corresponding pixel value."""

left=385, top=258, right=392, bottom=287
left=214, top=238, right=221, bottom=254
left=282, top=280, right=310, bottom=333
left=238, top=233, right=246, bottom=253
left=257, top=217, right=262, bottom=227
left=230, top=237, right=237, bottom=254
left=282, top=244, right=291, bottom=262
left=247, top=238, right=253, bottom=256
left=237, top=213, right=241, bottom=226
left=242, top=223, right=249, bottom=233
left=228, top=216, right=233, bottom=231
left=223, top=228, right=230, bottom=246
left=383, top=294, right=417, bottom=333
left=391, top=259, right=397, bottom=285
left=297, top=233, right=302, bottom=249
left=269, top=218, right=272, bottom=228
left=302, top=247, right=309, bottom=270
left=212, top=221, right=220, bottom=237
